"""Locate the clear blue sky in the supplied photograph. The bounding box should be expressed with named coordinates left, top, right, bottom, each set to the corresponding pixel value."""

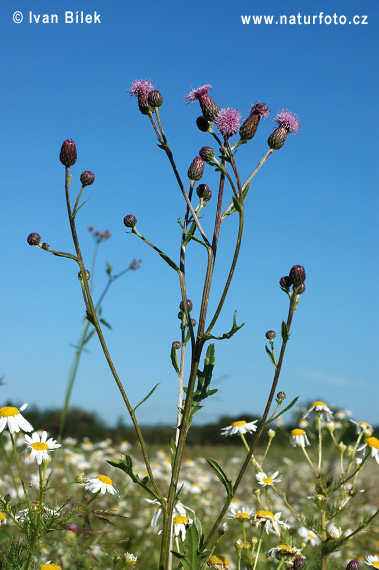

left=1, top=0, right=378, bottom=428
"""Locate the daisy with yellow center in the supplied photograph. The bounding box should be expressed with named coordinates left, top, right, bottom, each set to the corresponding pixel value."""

left=40, top=564, right=61, bottom=570
left=303, top=401, right=333, bottom=423
left=256, top=470, right=282, bottom=486
left=290, top=428, right=310, bottom=447
left=365, top=555, right=379, bottom=568
left=0, top=404, right=33, bottom=434
left=228, top=505, right=254, bottom=521
left=252, top=510, right=288, bottom=535
left=267, top=545, right=304, bottom=561
left=208, top=554, right=231, bottom=569
left=221, top=420, right=258, bottom=437
left=23, top=431, right=61, bottom=464
left=173, top=514, right=193, bottom=541
left=123, top=552, right=138, bottom=565
left=298, top=526, right=321, bottom=546
left=351, top=420, right=373, bottom=436
left=357, top=437, right=379, bottom=464
left=84, top=474, right=120, bottom=497
left=0, top=512, right=7, bottom=525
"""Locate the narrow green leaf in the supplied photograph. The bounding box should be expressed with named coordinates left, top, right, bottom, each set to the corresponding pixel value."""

left=265, top=344, right=277, bottom=367
left=267, top=395, right=300, bottom=424
left=99, top=318, right=112, bottom=330
left=241, top=181, right=251, bottom=203
left=232, top=196, right=242, bottom=214
left=107, top=455, right=159, bottom=501
left=133, top=383, right=160, bottom=412
left=206, top=458, right=233, bottom=499
left=159, top=251, right=180, bottom=272
left=281, top=320, right=290, bottom=342
left=169, top=438, right=177, bottom=470
left=205, top=311, right=245, bottom=341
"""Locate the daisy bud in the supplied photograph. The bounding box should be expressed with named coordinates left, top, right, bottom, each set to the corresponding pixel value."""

left=268, top=429, right=276, bottom=438
left=268, top=110, right=300, bottom=150
left=293, top=559, right=305, bottom=569
left=196, top=115, right=211, bottom=132
left=196, top=184, right=212, bottom=201
left=346, top=561, right=360, bottom=570
left=27, top=232, right=41, bottom=246
left=60, top=139, right=77, bottom=167
left=75, top=472, right=86, bottom=483
left=187, top=156, right=204, bottom=181
left=199, top=146, right=215, bottom=163
left=265, top=330, right=276, bottom=341
left=239, top=103, right=270, bottom=141
left=180, top=299, right=193, bottom=312
left=279, top=276, right=292, bottom=290
left=138, top=92, right=153, bottom=115
left=124, top=215, right=137, bottom=228
left=80, top=171, right=95, bottom=187
left=172, top=341, right=181, bottom=350
left=289, top=265, right=306, bottom=286
left=277, top=391, right=286, bottom=401
left=148, top=89, right=163, bottom=108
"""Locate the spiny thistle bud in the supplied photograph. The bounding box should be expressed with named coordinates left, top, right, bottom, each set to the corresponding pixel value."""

left=289, top=265, right=306, bottom=286
left=172, top=341, right=181, bottom=350
left=279, top=276, right=292, bottom=290
left=196, top=184, right=212, bottom=201
left=277, top=391, right=286, bottom=401
left=185, top=84, right=220, bottom=122
left=346, top=560, right=360, bottom=570
left=80, top=171, right=95, bottom=187
left=124, top=215, right=137, bottom=228
left=27, top=232, right=41, bottom=246
left=180, top=299, right=193, bottom=312
left=265, top=330, right=276, bottom=341
left=42, top=242, right=49, bottom=250
left=196, top=115, right=211, bottom=132
left=199, top=146, right=215, bottom=163
left=190, top=318, right=197, bottom=327
left=60, top=139, right=77, bottom=167
left=293, top=558, right=305, bottom=569
left=138, top=92, right=153, bottom=115
left=187, top=156, right=204, bottom=181
left=268, top=110, right=300, bottom=150
left=148, top=89, right=163, bottom=108
left=239, top=103, right=270, bottom=141
left=295, top=283, right=306, bottom=295
left=78, top=269, right=90, bottom=281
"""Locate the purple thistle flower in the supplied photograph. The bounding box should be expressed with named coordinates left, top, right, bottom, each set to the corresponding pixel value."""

left=127, top=79, right=155, bottom=98
left=214, top=107, right=242, bottom=139
left=250, top=102, right=270, bottom=118
left=274, top=110, right=300, bottom=134
left=184, top=84, right=213, bottom=104
left=239, top=103, right=270, bottom=141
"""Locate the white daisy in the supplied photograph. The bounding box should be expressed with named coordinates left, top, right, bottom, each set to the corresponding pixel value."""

left=365, top=555, right=379, bottom=567
left=123, top=552, right=138, bottom=565
left=221, top=420, right=258, bottom=437
left=145, top=498, right=195, bottom=529
left=256, top=471, right=282, bottom=486
left=173, top=514, right=193, bottom=541
left=298, top=526, right=321, bottom=546
left=252, top=510, right=288, bottom=536
left=267, top=545, right=304, bottom=562
left=327, top=522, right=342, bottom=539
left=351, top=420, right=373, bottom=436
left=84, top=474, right=119, bottom=497
left=228, top=505, right=255, bottom=521
left=23, top=431, right=61, bottom=464
left=0, top=404, right=33, bottom=434
left=303, top=401, right=333, bottom=423
left=357, top=437, right=379, bottom=464
left=290, top=429, right=310, bottom=447
left=0, top=512, right=7, bottom=525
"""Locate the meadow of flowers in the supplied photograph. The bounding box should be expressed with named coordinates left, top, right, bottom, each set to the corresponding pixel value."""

left=1, top=80, right=377, bottom=569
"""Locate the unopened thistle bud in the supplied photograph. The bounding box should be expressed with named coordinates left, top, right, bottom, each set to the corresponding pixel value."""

left=27, top=232, right=41, bottom=246
left=279, top=276, right=292, bottom=290
left=239, top=103, right=270, bottom=141
left=148, top=89, right=163, bottom=108
left=190, top=318, right=197, bottom=327
left=346, top=561, right=360, bottom=570
left=172, top=341, right=181, bottom=350
left=124, top=215, right=137, bottom=228
left=293, top=558, right=305, bottom=569
left=180, top=299, right=193, bottom=312
left=187, top=156, right=204, bottom=181
left=199, top=146, right=215, bottom=163
left=289, top=265, right=306, bottom=286
left=277, top=391, right=286, bottom=401
left=138, top=92, right=153, bottom=115
left=80, top=171, right=95, bottom=187
left=60, top=139, right=77, bottom=167
left=196, top=184, right=212, bottom=201
left=42, top=242, right=50, bottom=250
left=265, top=330, right=276, bottom=341
left=268, top=110, right=300, bottom=150
left=196, top=115, right=211, bottom=132
left=185, top=84, right=220, bottom=121
left=78, top=269, right=90, bottom=281
left=295, top=283, right=306, bottom=295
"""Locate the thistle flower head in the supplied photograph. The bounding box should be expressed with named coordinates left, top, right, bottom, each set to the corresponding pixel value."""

left=59, top=139, right=77, bottom=167
left=199, top=146, right=215, bottom=163
left=250, top=102, right=270, bottom=118
left=127, top=79, right=155, bottom=97
left=187, top=156, right=204, bottom=181
left=196, top=183, right=212, bottom=201
left=124, top=215, right=137, bottom=228
left=185, top=84, right=220, bottom=121
left=239, top=103, right=270, bottom=141
left=215, top=107, right=242, bottom=139
left=274, top=110, right=300, bottom=134
left=289, top=265, right=306, bottom=286
left=185, top=84, right=213, bottom=104
left=27, top=233, right=41, bottom=246
left=80, top=171, right=95, bottom=187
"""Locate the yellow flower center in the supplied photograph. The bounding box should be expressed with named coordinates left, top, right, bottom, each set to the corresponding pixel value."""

left=359, top=422, right=371, bottom=428
left=370, top=563, right=379, bottom=569
left=209, top=555, right=230, bottom=565
left=291, top=429, right=305, bottom=436
left=0, top=512, right=6, bottom=522
left=31, top=442, right=49, bottom=451
left=316, top=494, right=325, bottom=500
left=0, top=406, right=19, bottom=417
left=41, top=565, right=61, bottom=570
left=173, top=515, right=188, bottom=525
left=312, top=401, right=327, bottom=408
left=365, top=437, right=379, bottom=449
left=256, top=510, right=274, bottom=520
left=232, top=420, right=246, bottom=427
left=263, top=477, right=273, bottom=484
left=235, top=512, right=250, bottom=520
left=96, top=475, right=113, bottom=485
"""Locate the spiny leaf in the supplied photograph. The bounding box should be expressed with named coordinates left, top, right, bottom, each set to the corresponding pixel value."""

left=205, top=311, right=245, bottom=341
left=281, top=320, right=290, bottom=342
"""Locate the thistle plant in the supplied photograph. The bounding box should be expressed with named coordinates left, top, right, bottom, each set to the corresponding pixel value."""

left=1, top=79, right=374, bottom=569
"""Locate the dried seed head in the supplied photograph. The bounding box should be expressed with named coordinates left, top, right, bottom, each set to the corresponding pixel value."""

left=187, top=156, right=205, bottom=181
left=148, top=90, right=163, bottom=108
left=124, top=215, right=137, bottom=228
left=196, top=115, right=211, bottom=132
left=60, top=139, right=77, bottom=167
left=196, top=184, right=212, bottom=201
left=265, top=330, right=276, bottom=341
left=289, top=265, right=306, bottom=286
left=27, top=232, right=41, bottom=246
left=199, top=146, right=215, bottom=163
